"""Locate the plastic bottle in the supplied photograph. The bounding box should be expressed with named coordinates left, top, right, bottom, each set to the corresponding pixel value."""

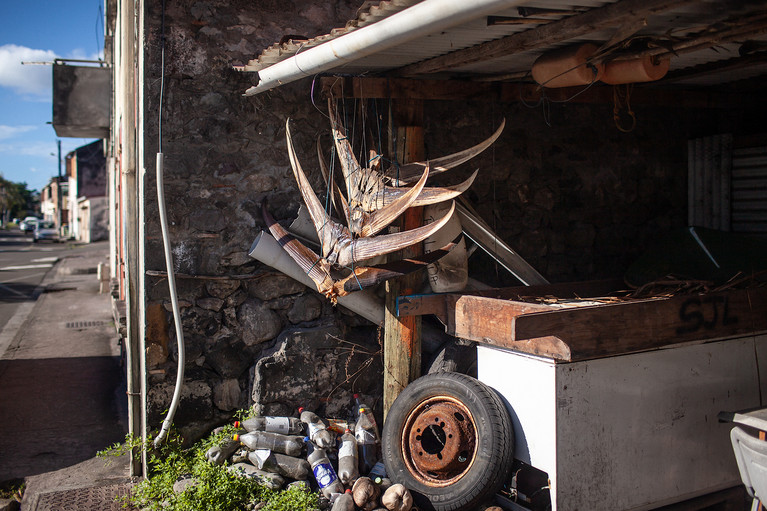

left=368, top=460, right=386, bottom=479
left=300, top=407, right=335, bottom=449
left=337, top=428, right=359, bottom=486
left=247, top=449, right=311, bottom=480
left=234, top=431, right=305, bottom=457
left=306, top=439, right=345, bottom=499
left=354, top=394, right=380, bottom=475
left=234, top=416, right=304, bottom=435
left=331, top=489, right=355, bottom=511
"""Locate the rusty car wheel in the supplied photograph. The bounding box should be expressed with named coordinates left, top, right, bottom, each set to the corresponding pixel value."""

left=382, top=372, right=514, bottom=511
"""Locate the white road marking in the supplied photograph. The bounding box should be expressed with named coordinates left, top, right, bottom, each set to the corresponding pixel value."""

left=31, top=257, right=58, bottom=263
left=0, top=264, right=54, bottom=271
left=0, top=272, right=47, bottom=284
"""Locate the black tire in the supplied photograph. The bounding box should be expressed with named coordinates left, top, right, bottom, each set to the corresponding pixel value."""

left=382, top=372, right=514, bottom=511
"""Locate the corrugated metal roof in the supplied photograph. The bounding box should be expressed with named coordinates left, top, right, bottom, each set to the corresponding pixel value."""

left=241, top=0, right=767, bottom=88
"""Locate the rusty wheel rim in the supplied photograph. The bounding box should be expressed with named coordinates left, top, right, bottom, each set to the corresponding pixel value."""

left=400, top=395, right=478, bottom=487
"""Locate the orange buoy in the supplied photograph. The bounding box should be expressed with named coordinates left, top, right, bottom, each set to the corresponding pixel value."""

left=601, top=56, right=670, bottom=84
left=531, top=43, right=604, bottom=88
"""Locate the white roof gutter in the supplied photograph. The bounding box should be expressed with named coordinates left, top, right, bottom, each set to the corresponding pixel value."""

left=244, top=0, right=524, bottom=96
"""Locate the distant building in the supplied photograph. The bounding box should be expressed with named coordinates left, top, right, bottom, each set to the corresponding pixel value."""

left=66, top=140, right=107, bottom=242
left=40, top=177, right=68, bottom=228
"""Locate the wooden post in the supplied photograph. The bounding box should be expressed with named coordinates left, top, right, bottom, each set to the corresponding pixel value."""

left=383, top=100, right=424, bottom=420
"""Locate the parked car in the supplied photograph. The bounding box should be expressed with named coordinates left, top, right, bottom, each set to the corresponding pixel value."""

left=33, top=221, right=58, bottom=243
left=19, top=216, right=38, bottom=233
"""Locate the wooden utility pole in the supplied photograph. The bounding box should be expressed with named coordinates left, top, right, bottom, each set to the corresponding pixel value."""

left=383, top=100, right=424, bottom=420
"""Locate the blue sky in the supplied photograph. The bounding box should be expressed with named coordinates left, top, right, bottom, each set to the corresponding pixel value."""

left=0, top=1, right=104, bottom=193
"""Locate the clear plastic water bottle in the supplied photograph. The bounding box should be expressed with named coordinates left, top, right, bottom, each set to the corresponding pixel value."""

left=300, top=407, right=335, bottom=449
left=331, top=489, right=355, bottom=511
left=234, top=416, right=304, bottom=435
left=234, top=431, right=305, bottom=457
left=353, top=395, right=380, bottom=475
left=337, top=428, right=359, bottom=486
left=306, top=438, right=345, bottom=499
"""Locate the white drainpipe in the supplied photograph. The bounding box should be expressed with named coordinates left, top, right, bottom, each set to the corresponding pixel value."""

left=245, top=0, right=524, bottom=96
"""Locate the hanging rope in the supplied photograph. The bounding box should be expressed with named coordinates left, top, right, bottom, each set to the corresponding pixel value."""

left=613, top=84, right=636, bottom=133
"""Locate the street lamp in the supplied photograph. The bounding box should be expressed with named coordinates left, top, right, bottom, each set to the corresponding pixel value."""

left=57, top=140, right=62, bottom=237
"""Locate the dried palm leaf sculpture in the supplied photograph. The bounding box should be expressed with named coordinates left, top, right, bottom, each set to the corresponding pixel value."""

left=262, top=110, right=504, bottom=302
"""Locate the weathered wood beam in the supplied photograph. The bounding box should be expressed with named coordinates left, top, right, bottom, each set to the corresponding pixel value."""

left=320, top=76, right=759, bottom=109
left=661, top=52, right=767, bottom=85
left=614, top=14, right=767, bottom=62
left=395, top=0, right=700, bottom=77
left=397, top=287, right=767, bottom=362
left=383, top=100, right=425, bottom=421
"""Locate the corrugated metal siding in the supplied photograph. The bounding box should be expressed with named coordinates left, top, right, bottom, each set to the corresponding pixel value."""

left=688, top=134, right=732, bottom=231
left=243, top=0, right=767, bottom=85
left=732, top=146, right=767, bottom=235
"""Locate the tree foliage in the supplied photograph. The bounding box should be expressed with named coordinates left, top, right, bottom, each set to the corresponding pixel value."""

left=0, top=176, right=37, bottom=223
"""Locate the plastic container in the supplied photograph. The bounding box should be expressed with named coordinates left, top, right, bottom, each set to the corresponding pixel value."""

left=306, top=439, right=345, bottom=499
left=369, top=460, right=386, bottom=479
left=205, top=438, right=240, bottom=465
left=531, top=43, right=604, bottom=88
left=234, top=416, right=304, bottom=435
left=354, top=394, right=380, bottom=475
left=601, top=56, right=670, bottom=85
left=338, top=428, right=360, bottom=486
left=228, top=463, right=285, bottom=490
left=300, top=407, right=335, bottom=449
left=234, top=431, right=305, bottom=457
left=247, top=449, right=311, bottom=480
left=331, top=489, right=355, bottom=511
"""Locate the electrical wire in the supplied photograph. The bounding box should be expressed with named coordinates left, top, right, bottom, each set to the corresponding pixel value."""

left=153, top=0, right=186, bottom=448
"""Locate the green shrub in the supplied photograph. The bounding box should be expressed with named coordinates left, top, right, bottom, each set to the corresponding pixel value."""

left=99, top=414, right=319, bottom=511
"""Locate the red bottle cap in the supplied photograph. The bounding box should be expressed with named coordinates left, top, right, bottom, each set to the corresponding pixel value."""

left=298, top=407, right=305, bottom=413
left=353, top=393, right=360, bottom=399
left=234, top=420, right=241, bottom=428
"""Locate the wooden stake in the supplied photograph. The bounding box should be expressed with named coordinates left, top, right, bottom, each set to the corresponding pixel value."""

left=383, top=100, right=424, bottom=420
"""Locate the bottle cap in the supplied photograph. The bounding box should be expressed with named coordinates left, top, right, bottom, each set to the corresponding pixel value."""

left=233, top=434, right=240, bottom=441
left=345, top=489, right=352, bottom=494
left=234, top=420, right=241, bottom=428
left=298, top=407, right=305, bottom=413
left=374, top=476, right=382, bottom=484
left=353, top=393, right=360, bottom=399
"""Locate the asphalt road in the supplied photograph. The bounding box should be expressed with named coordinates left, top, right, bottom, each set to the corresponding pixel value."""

left=0, top=230, right=89, bottom=331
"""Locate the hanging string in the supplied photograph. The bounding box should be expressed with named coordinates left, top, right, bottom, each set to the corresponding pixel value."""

left=613, top=84, right=636, bottom=133
left=519, top=62, right=600, bottom=127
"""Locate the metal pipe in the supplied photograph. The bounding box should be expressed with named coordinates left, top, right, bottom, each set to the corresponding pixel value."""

left=244, top=0, right=524, bottom=96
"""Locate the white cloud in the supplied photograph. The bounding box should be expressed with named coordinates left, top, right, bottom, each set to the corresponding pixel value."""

left=0, top=125, right=37, bottom=140
left=0, top=44, right=57, bottom=98
left=0, top=141, right=57, bottom=159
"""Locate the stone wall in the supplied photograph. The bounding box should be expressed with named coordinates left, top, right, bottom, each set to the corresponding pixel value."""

left=138, top=0, right=758, bottom=437
left=140, top=0, right=379, bottom=438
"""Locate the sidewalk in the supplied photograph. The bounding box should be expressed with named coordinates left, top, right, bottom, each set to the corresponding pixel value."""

left=0, top=242, right=135, bottom=510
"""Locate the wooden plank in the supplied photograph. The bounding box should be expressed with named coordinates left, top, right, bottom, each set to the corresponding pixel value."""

left=398, top=286, right=767, bottom=362
left=396, top=293, right=448, bottom=323
left=320, top=77, right=756, bottom=109
left=395, top=0, right=699, bottom=76
left=513, top=287, right=767, bottom=360
left=395, top=279, right=625, bottom=318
